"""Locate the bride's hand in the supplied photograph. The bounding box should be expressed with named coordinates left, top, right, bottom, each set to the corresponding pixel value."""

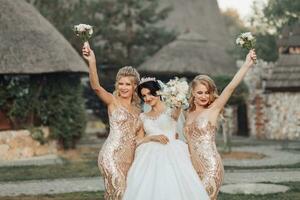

left=151, top=135, right=169, bottom=144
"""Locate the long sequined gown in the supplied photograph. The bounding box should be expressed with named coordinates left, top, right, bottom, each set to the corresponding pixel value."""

left=98, top=106, right=141, bottom=200
left=185, top=116, right=224, bottom=200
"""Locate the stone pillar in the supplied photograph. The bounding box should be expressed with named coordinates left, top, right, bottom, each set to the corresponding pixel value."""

left=238, top=60, right=274, bottom=139
left=253, top=91, right=267, bottom=139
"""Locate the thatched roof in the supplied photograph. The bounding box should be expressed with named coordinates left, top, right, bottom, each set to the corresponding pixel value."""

left=160, top=0, right=231, bottom=47
left=0, top=0, right=88, bottom=74
left=140, top=0, right=235, bottom=76
left=139, top=31, right=235, bottom=76
left=265, top=54, right=300, bottom=90
left=278, top=23, right=300, bottom=47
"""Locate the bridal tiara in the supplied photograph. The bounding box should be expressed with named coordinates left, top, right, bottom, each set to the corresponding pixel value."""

left=139, top=77, right=156, bottom=85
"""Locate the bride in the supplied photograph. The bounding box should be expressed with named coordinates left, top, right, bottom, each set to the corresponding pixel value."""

left=123, top=78, right=209, bottom=200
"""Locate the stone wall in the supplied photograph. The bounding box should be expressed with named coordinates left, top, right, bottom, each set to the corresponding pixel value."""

left=0, top=128, right=57, bottom=160
left=265, top=93, right=300, bottom=139
left=242, top=60, right=300, bottom=140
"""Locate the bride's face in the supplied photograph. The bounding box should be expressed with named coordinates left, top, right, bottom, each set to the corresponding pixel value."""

left=193, top=83, right=210, bottom=107
left=141, top=88, right=160, bottom=107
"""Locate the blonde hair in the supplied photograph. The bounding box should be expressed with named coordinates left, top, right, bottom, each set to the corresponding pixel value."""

left=189, top=75, right=219, bottom=111
left=114, top=66, right=140, bottom=107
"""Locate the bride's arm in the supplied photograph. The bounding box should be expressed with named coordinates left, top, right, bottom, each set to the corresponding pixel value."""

left=135, top=126, right=169, bottom=146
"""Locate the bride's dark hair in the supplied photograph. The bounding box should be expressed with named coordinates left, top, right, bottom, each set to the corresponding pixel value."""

left=137, top=80, right=161, bottom=101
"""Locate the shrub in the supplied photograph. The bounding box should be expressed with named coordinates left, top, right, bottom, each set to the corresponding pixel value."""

left=0, top=74, right=86, bottom=149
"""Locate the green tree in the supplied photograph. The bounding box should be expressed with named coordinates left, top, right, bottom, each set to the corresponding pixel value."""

left=255, top=33, right=278, bottom=62
left=27, top=0, right=175, bottom=67
left=93, top=0, right=175, bottom=67
left=263, top=0, right=300, bottom=32
left=249, top=0, right=300, bottom=62
left=221, top=9, right=250, bottom=60
left=221, top=7, right=279, bottom=62
left=0, top=75, right=86, bottom=149
left=26, top=0, right=101, bottom=51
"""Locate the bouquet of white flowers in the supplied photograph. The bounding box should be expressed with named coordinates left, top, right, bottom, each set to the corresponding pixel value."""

left=158, top=77, right=189, bottom=109
left=236, top=32, right=255, bottom=50
left=73, top=24, right=93, bottom=42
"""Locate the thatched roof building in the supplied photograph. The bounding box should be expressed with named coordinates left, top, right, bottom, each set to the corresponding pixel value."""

left=0, top=0, right=87, bottom=74
left=139, top=32, right=235, bottom=76
left=140, top=0, right=235, bottom=76
left=266, top=23, right=300, bottom=91
left=160, top=0, right=231, bottom=46
left=265, top=54, right=300, bottom=90
left=278, top=23, right=300, bottom=47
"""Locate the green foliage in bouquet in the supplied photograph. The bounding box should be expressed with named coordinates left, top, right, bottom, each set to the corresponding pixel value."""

left=0, top=75, right=86, bottom=149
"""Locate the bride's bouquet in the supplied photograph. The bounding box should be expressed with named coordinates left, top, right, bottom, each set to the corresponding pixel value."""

left=158, top=77, right=189, bottom=109
left=73, top=24, right=93, bottom=42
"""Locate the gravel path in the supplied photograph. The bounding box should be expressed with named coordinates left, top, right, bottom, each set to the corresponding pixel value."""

left=223, top=145, right=300, bottom=167
left=0, top=170, right=299, bottom=196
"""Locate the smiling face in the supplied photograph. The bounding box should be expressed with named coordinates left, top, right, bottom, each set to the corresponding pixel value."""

left=140, top=88, right=160, bottom=107
left=117, top=76, right=136, bottom=99
left=189, top=75, right=219, bottom=111
left=192, top=83, right=211, bottom=107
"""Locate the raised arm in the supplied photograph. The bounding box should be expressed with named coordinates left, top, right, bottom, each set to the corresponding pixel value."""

left=213, top=50, right=256, bottom=111
left=82, top=44, right=114, bottom=105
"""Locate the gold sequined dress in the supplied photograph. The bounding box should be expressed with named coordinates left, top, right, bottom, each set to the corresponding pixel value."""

left=98, top=106, right=141, bottom=200
left=185, top=116, right=224, bottom=200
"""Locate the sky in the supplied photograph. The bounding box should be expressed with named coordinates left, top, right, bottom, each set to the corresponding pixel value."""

left=217, top=0, right=267, bottom=20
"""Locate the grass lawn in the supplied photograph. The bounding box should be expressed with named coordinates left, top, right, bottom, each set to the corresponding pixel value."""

left=1, top=157, right=299, bottom=182
left=0, top=192, right=104, bottom=200
left=225, top=162, right=300, bottom=171
left=0, top=160, right=100, bottom=182
left=0, top=146, right=101, bottom=182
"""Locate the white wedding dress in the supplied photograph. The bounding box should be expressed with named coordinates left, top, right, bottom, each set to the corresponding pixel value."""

left=123, top=108, right=209, bottom=200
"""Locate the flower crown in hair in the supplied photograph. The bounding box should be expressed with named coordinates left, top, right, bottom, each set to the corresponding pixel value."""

left=139, top=77, right=156, bottom=85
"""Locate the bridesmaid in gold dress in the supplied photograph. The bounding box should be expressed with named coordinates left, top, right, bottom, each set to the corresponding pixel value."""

left=185, top=50, right=256, bottom=199
left=82, top=44, right=141, bottom=200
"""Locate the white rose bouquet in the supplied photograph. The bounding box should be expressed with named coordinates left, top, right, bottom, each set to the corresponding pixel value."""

left=73, top=24, right=93, bottom=42
left=158, top=77, right=189, bottom=109
left=236, top=32, right=255, bottom=50
left=236, top=32, right=256, bottom=63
